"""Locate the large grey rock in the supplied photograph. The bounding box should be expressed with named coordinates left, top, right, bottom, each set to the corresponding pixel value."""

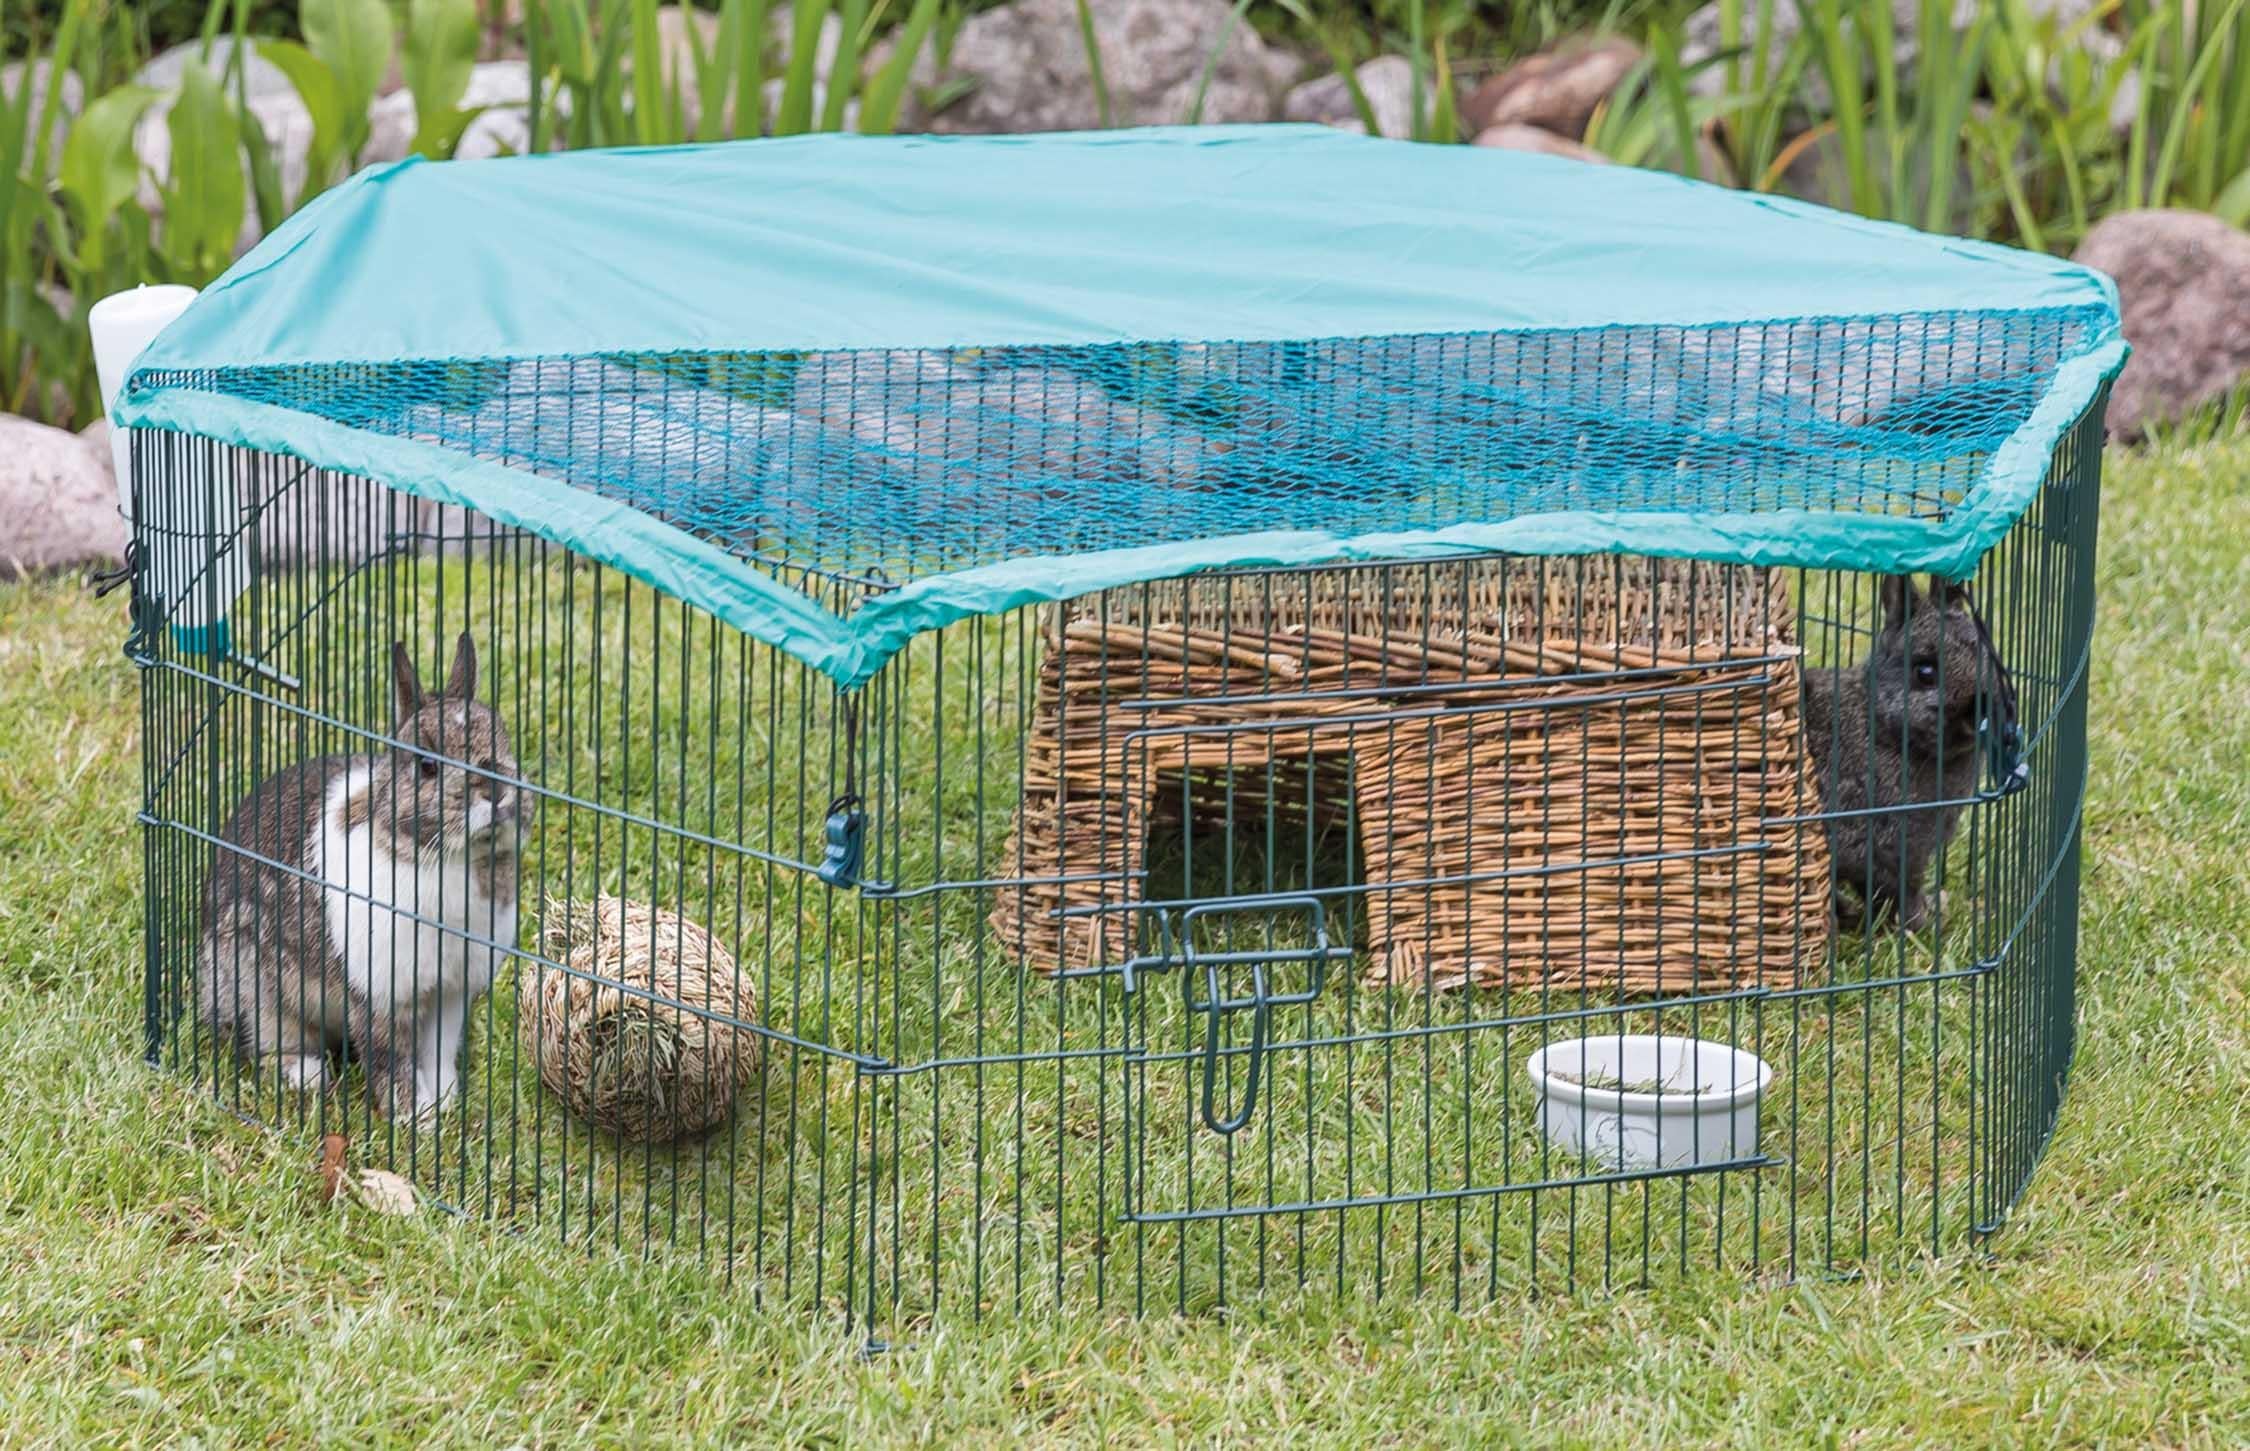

left=0, top=415, right=122, bottom=581
left=1472, top=123, right=1610, bottom=165
left=364, top=61, right=538, bottom=162
left=1461, top=37, right=1639, bottom=140
left=1282, top=56, right=1416, bottom=138
left=3, top=59, right=85, bottom=169
left=909, top=0, right=1301, bottom=133
left=455, top=106, right=535, bottom=161
left=361, top=89, right=418, bottom=165
left=136, top=37, right=294, bottom=101
left=2073, top=210, right=2250, bottom=440
left=456, top=60, right=541, bottom=154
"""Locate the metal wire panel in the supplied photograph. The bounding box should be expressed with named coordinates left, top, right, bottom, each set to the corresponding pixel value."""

left=133, top=389, right=2101, bottom=1337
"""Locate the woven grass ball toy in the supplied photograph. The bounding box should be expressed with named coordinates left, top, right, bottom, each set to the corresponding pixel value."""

left=525, top=896, right=760, bottom=1143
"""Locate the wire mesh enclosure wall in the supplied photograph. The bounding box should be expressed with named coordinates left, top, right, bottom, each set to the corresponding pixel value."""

left=116, top=126, right=2126, bottom=1343
left=132, top=378, right=2104, bottom=1333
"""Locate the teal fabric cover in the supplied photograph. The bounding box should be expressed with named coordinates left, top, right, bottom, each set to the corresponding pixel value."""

left=134, top=125, right=2119, bottom=365
left=115, top=125, right=2128, bottom=687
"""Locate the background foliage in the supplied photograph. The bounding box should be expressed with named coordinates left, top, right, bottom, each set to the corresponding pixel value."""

left=3, top=0, right=2246, bottom=427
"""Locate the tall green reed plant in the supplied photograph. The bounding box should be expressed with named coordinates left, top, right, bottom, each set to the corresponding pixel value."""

left=522, top=0, right=940, bottom=148
left=1272, top=0, right=1461, bottom=140
left=1626, top=0, right=2250, bottom=252
left=1, top=0, right=485, bottom=423
left=2117, top=0, right=2250, bottom=224
left=1, top=0, right=99, bottom=418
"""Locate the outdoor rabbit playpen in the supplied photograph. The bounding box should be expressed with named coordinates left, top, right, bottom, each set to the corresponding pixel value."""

left=118, top=128, right=2126, bottom=1337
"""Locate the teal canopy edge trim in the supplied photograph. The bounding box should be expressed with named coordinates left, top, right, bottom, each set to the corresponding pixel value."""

left=118, top=328, right=2126, bottom=692
left=115, top=386, right=864, bottom=679
left=1949, top=331, right=2129, bottom=574
left=838, top=329, right=2129, bottom=685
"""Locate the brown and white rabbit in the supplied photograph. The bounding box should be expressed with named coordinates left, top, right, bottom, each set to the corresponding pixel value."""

left=197, top=634, right=525, bottom=1118
left=1801, top=576, right=2005, bottom=934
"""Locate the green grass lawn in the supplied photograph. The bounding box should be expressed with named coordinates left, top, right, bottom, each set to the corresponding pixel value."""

left=5, top=434, right=2250, bottom=1446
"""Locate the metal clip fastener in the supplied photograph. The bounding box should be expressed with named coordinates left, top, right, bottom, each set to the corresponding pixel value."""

left=817, top=794, right=866, bottom=889
left=1981, top=713, right=2030, bottom=797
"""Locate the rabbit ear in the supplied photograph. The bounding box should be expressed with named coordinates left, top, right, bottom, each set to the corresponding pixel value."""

left=1878, top=575, right=1916, bottom=629
left=390, top=642, right=424, bottom=722
left=1931, top=576, right=1972, bottom=609
left=444, top=632, right=478, bottom=700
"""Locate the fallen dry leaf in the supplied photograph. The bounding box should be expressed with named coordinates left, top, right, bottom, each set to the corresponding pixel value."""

left=318, top=1135, right=347, bottom=1203
left=350, top=1169, right=418, bottom=1216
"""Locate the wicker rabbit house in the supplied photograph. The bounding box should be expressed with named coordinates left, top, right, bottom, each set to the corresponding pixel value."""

left=120, top=128, right=2124, bottom=1338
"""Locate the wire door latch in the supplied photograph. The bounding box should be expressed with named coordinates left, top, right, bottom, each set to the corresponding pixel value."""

left=1171, top=897, right=1342, bottom=1136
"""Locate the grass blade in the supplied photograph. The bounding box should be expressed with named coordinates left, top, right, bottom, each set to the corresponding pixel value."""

left=1919, top=3, right=1987, bottom=231
left=1074, top=0, right=1112, bottom=129
left=735, top=0, right=771, bottom=136
left=1872, top=0, right=1903, bottom=209
left=1649, top=23, right=1700, bottom=177
left=859, top=0, right=938, bottom=136
left=29, top=0, right=89, bottom=187
left=1981, top=113, right=2047, bottom=250
left=1183, top=0, right=1254, bottom=126
left=58, top=84, right=162, bottom=273
left=590, top=0, right=637, bottom=144
left=162, top=60, right=247, bottom=278
left=300, top=0, right=393, bottom=159
left=775, top=0, right=827, bottom=136
left=239, top=87, right=285, bottom=231
left=820, top=0, right=869, bottom=131
left=2122, top=5, right=2165, bottom=209
left=629, top=0, right=665, bottom=144
left=1403, top=0, right=1426, bottom=137
left=696, top=0, right=738, bottom=142
left=1272, top=0, right=1379, bottom=133
left=2150, top=0, right=2250, bottom=206
left=1806, top=0, right=1877, bottom=216
left=257, top=40, right=345, bottom=199
left=404, top=0, right=481, bottom=155
left=2214, top=164, right=2250, bottom=226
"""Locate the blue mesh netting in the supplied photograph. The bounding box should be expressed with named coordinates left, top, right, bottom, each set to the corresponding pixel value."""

left=144, top=302, right=2108, bottom=593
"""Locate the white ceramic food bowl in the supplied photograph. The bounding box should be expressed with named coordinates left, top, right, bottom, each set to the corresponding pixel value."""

left=1526, top=1034, right=1774, bottom=1172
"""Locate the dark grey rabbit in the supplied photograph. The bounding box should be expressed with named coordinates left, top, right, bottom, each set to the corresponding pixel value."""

left=196, top=635, right=525, bottom=1119
left=1801, top=576, right=2005, bottom=934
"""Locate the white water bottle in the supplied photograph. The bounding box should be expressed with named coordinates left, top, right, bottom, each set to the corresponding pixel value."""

left=90, top=284, right=245, bottom=658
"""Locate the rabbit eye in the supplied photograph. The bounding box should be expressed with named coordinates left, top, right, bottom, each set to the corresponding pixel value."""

left=417, top=754, right=443, bottom=779
left=1912, top=660, right=1939, bottom=687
